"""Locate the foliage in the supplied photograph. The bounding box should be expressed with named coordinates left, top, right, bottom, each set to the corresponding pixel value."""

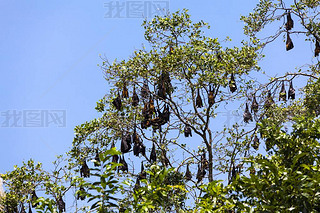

left=3, top=1, right=320, bottom=212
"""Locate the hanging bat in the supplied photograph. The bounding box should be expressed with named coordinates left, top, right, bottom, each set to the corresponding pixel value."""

left=229, top=73, right=237, bottom=93
left=132, top=127, right=139, bottom=144
left=121, top=133, right=132, bottom=154
left=122, top=83, right=129, bottom=98
left=162, top=104, right=170, bottom=123
left=139, top=162, right=146, bottom=179
left=139, top=142, right=146, bottom=156
left=208, top=85, right=215, bottom=106
left=196, top=88, right=203, bottom=108
left=111, top=142, right=119, bottom=163
left=112, top=92, right=122, bottom=111
left=150, top=143, right=156, bottom=163
left=148, top=95, right=155, bottom=115
left=286, top=33, right=294, bottom=51
left=288, top=80, right=295, bottom=100
left=80, top=160, right=90, bottom=178
left=279, top=81, right=286, bottom=101
left=201, top=152, right=209, bottom=170
left=57, top=196, right=66, bottom=213
left=243, top=103, right=253, bottom=123
left=77, top=186, right=86, bottom=201
left=251, top=95, right=258, bottom=113
left=285, top=11, right=294, bottom=31
left=31, top=191, right=39, bottom=208
left=252, top=135, right=260, bottom=150
left=94, top=150, right=100, bottom=167
left=185, top=164, right=192, bottom=181
left=315, top=40, right=320, bottom=57
left=157, top=82, right=166, bottom=99
left=133, top=142, right=140, bottom=156
left=119, top=156, right=128, bottom=172
left=264, top=91, right=274, bottom=109
left=184, top=125, right=192, bottom=137
left=132, top=86, right=139, bottom=107
left=196, top=164, right=205, bottom=183
left=141, top=78, right=149, bottom=101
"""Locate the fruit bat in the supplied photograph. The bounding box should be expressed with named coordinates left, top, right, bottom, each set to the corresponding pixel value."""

left=141, top=118, right=151, bottom=129
left=119, top=156, right=128, bottom=172
left=285, top=11, right=294, bottom=31
left=229, top=73, right=237, bottom=93
left=31, top=191, right=38, bottom=208
left=243, top=103, right=253, bottom=123
left=141, top=79, right=149, bottom=101
left=150, top=143, right=157, bottom=163
left=201, top=152, right=209, bottom=170
left=279, top=81, right=286, bottom=101
left=315, top=40, right=320, bottom=57
left=162, top=105, right=170, bottom=123
left=133, top=142, right=146, bottom=157
left=286, top=33, right=294, bottom=51
left=94, top=150, right=100, bottom=167
left=140, top=142, right=146, bottom=156
left=196, top=88, right=203, bottom=108
left=133, top=142, right=140, bottom=156
left=150, top=117, right=163, bottom=130
left=77, top=186, right=86, bottom=201
left=230, top=163, right=237, bottom=182
left=122, top=83, right=129, bottom=98
left=80, top=160, right=90, bottom=178
left=196, top=164, right=205, bottom=183
left=208, top=85, right=215, bottom=106
left=57, top=196, right=65, bottom=213
left=252, top=135, right=260, bottom=150
left=185, top=164, right=192, bottom=181
left=111, top=142, right=119, bottom=163
left=288, top=80, right=295, bottom=100
left=112, top=92, right=122, bottom=111
left=184, top=125, right=192, bottom=137
left=132, top=127, right=139, bottom=144
left=132, top=86, right=139, bottom=107
left=148, top=95, right=155, bottom=115
left=139, top=162, right=146, bottom=179
left=157, top=82, right=166, bottom=99
left=121, top=133, right=132, bottom=154
left=251, top=95, right=258, bottom=113
left=264, top=91, right=274, bottom=109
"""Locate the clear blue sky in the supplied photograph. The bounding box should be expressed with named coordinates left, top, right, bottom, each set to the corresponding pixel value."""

left=0, top=0, right=312, bottom=177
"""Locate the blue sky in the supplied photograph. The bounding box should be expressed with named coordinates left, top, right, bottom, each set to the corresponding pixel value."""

left=0, top=0, right=313, bottom=178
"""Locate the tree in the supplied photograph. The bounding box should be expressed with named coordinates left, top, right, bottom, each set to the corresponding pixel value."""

left=3, top=1, right=320, bottom=212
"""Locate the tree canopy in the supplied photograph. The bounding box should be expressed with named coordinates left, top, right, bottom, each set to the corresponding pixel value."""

left=2, top=1, right=320, bottom=212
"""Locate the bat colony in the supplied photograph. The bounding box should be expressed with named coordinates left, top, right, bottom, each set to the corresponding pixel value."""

left=75, top=10, right=305, bottom=206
